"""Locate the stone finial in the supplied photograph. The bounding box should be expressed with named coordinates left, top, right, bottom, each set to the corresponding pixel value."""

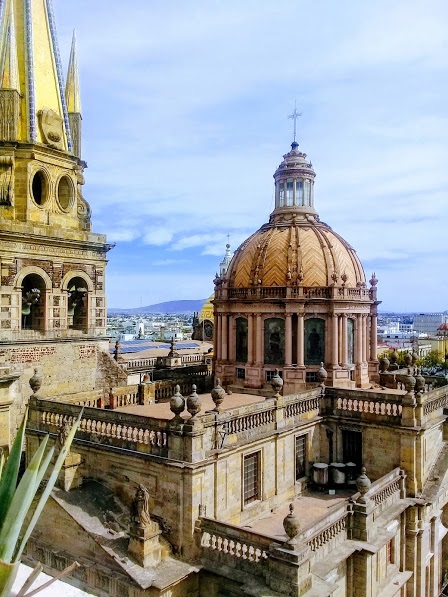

left=186, top=384, right=201, bottom=419
left=341, top=272, right=348, bottom=286
left=411, top=350, right=418, bottom=366
left=29, top=367, right=42, bottom=397
left=211, top=378, right=226, bottom=412
left=356, top=467, right=371, bottom=503
left=271, top=369, right=284, bottom=396
left=369, top=272, right=378, bottom=287
left=169, top=385, right=185, bottom=421
left=403, top=352, right=412, bottom=368
left=415, top=367, right=425, bottom=395
left=379, top=357, right=390, bottom=373
left=283, top=503, right=300, bottom=549
left=317, top=363, right=328, bottom=384
left=404, top=368, right=416, bottom=394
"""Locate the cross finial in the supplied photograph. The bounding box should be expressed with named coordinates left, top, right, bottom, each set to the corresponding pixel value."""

left=288, top=101, right=302, bottom=143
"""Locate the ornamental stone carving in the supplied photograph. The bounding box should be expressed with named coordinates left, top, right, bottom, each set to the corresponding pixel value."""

left=37, top=109, right=64, bottom=150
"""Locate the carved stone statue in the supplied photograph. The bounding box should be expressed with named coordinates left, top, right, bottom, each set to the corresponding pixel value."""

left=130, top=484, right=151, bottom=529
left=56, top=421, right=72, bottom=453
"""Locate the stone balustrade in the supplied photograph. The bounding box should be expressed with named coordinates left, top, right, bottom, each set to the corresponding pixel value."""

left=199, top=517, right=277, bottom=578
left=223, top=286, right=373, bottom=301
left=367, top=467, right=404, bottom=513
left=423, top=385, right=448, bottom=416
left=28, top=397, right=169, bottom=457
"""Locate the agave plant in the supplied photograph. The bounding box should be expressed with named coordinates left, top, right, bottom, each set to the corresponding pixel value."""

left=0, top=406, right=83, bottom=596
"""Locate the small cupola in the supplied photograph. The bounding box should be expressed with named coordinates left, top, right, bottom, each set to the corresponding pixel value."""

left=271, top=141, right=317, bottom=220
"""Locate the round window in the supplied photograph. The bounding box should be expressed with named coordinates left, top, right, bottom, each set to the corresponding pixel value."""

left=31, top=171, right=47, bottom=206
left=57, top=175, right=74, bottom=211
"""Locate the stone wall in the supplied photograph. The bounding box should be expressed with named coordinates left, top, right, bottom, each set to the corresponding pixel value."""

left=1, top=339, right=117, bottom=434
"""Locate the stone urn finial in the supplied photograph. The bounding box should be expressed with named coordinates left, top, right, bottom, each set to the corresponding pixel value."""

left=170, top=385, right=185, bottom=422
left=271, top=369, right=284, bottom=397
left=404, top=352, right=412, bottom=368
left=415, top=367, right=425, bottom=395
left=317, top=363, right=328, bottom=384
left=283, top=503, right=300, bottom=549
left=29, top=368, right=42, bottom=397
left=404, top=369, right=416, bottom=394
left=356, top=467, right=371, bottom=504
left=187, top=384, right=201, bottom=419
left=211, top=378, right=226, bottom=412
left=379, top=357, right=390, bottom=373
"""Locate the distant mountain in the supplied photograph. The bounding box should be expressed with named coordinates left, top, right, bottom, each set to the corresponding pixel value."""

left=108, top=299, right=207, bottom=315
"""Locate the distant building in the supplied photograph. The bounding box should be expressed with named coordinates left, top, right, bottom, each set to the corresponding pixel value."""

left=414, top=312, right=448, bottom=335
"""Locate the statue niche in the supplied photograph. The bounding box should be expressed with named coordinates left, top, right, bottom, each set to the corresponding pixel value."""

left=0, top=156, right=14, bottom=205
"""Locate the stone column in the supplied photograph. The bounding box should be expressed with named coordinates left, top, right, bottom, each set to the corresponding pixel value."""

left=255, top=314, right=263, bottom=364
left=338, top=315, right=343, bottom=364
left=341, top=314, right=348, bottom=366
left=216, top=315, right=222, bottom=360
left=332, top=314, right=339, bottom=368
left=355, top=315, right=362, bottom=365
left=248, top=314, right=254, bottom=364
left=362, top=314, right=367, bottom=364
left=221, top=314, right=228, bottom=361
left=297, top=314, right=304, bottom=367
left=369, top=312, right=378, bottom=361
left=285, top=314, right=292, bottom=366
left=228, top=315, right=236, bottom=362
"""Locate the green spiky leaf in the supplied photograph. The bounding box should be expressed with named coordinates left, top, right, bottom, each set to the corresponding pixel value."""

left=0, top=408, right=28, bottom=528
left=0, top=436, right=49, bottom=562
left=15, top=407, right=84, bottom=562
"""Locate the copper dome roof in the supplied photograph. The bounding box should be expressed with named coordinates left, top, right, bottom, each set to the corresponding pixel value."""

left=227, top=218, right=365, bottom=289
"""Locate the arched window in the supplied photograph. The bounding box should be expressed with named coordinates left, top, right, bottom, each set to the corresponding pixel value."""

left=304, top=180, right=311, bottom=206
left=286, top=179, right=293, bottom=206
left=264, top=318, right=285, bottom=365
left=347, top=318, right=355, bottom=364
left=236, top=317, right=248, bottom=362
left=278, top=182, right=285, bottom=207
left=21, top=273, right=46, bottom=331
left=67, top=276, right=89, bottom=331
left=296, top=179, right=304, bottom=205
left=305, top=317, right=325, bottom=365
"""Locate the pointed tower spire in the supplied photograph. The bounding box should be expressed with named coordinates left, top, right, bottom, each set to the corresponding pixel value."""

left=65, top=30, right=81, bottom=114
left=65, top=29, right=82, bottom=157
left=0, top=4, right=20, bottom=92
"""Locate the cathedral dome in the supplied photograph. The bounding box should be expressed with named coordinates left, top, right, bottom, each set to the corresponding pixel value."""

left=226, top=141, right=365, bottom=289
left=227, top=220, right=365, bottom=289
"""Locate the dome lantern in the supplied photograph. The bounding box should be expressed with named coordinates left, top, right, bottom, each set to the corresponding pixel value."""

left=272, top=141, right=317, bottom=221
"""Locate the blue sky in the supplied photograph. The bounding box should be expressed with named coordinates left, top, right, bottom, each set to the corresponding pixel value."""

left=54, top=0, right=448, bottom=311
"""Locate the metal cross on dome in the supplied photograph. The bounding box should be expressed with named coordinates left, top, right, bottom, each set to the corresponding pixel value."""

left=288, top=102, right=302, bottom=143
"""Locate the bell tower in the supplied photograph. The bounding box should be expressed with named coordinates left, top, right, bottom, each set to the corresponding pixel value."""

left=0, top=0, right=111, bottom=339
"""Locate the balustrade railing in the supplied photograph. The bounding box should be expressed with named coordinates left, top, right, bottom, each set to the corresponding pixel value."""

left=335, top=396, right=402, bottom=417
left=226, top=286, right=373, bottom=301
left=200, top=518, right=276, bottom=577
left=284, top=394, right=320, bottom=420
left=28, top=398, right=169, bottom=456
left=226, top=408, right=275, bottom=435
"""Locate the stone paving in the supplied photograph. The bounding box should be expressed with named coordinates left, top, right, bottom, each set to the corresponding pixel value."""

left=115, top=392, right=263, bottom=420
left=240, top=489, right=356, bottom=541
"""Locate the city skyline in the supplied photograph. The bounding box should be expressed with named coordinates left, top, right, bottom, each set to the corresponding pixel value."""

left=54, top=0, right=448, bottom=311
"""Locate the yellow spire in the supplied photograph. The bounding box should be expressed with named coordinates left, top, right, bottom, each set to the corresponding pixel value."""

left=0, top=0, right=72, bottom=150
left=65, top=29, right=81, bottom=114
left=0, top=2, right=20, bottom=92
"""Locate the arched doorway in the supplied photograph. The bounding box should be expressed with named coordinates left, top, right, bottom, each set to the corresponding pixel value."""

left=67, top=276, right=88, bottom=331
left=21, top=273, right=46, bottom=331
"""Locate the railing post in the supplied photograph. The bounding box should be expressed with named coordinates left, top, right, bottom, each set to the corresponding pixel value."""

left=267, top=544, right=312, bottom=597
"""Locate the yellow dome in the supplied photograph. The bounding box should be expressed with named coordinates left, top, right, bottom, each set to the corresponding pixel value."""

left=228, top=219, right=365, bottom=288
left=199, top=294, right=214, bottom=322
